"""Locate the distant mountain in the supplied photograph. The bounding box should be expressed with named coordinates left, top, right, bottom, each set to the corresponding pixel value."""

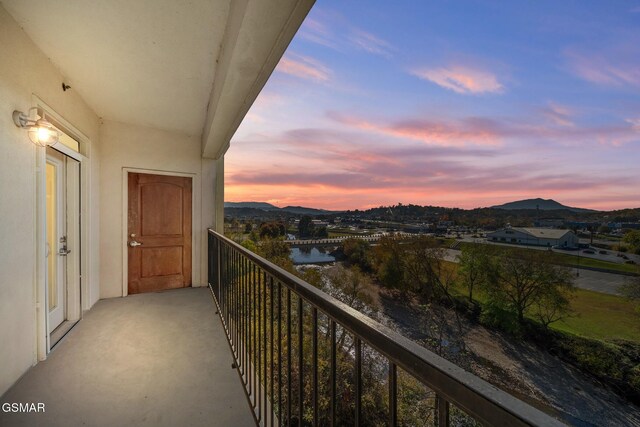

left=224, top=202, right=280, bottom=211
left=491, top=198, right=597, bottom=213
left=281, top=206, right=333, bottom=215
left=224, top=202, right=335, bottom=216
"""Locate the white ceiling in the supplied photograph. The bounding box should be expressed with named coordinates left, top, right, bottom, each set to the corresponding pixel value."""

left=2, top=0, right=231, bottom=135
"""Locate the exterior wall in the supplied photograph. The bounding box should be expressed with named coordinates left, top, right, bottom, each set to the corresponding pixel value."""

left=99, top=121, right=219, bottom=298
left=0, top=5, right=101, bottom=396
left=559, top=233, right=579, bottom=248
left=487, top=229, right=578, bottom=248
left=487, top=229, right=533, bottom=244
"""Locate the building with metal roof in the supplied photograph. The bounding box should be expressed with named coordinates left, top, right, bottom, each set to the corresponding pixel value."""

left=487, top=227, right=578, bottom=248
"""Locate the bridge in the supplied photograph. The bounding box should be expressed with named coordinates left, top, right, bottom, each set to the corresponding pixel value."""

left=285, top=233, right=416, bottom=247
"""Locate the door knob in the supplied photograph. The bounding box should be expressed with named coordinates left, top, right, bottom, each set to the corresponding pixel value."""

left=58, top=247, right=71, bottom=256
left=129, top=241, right=142, bottom=247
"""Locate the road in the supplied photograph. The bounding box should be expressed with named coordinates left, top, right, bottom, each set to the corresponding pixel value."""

left=444, top=248, right=632, bottom=296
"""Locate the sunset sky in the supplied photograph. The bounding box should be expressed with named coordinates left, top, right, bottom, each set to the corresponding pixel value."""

left=225, top=0, right=640, bottom=211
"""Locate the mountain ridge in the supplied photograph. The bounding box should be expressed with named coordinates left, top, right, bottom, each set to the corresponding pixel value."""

left=224, top=202, right=280, bottom=210
left=224, top=202, right=334, bottom=215
left=490, top=198, right=597, bottom=213
left=225, top=198, right=608, bottom=214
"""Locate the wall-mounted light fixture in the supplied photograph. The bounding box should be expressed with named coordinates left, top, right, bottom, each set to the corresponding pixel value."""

left=12, top=107, right=60, bottom=147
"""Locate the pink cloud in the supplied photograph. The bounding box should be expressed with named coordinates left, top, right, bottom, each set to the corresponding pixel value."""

left=225, top=164, right=634, bottom=210
left=627, top=118, right=640, bottom=131
left=327, top=112, right=503, bottom=146
left=299, top=18, right=342, bottom=50
left=411, top=65, right=504, bottom=94
left=348, top=29, right=394, bottom=58
left=228, top=104, right=639, bottom=210
left=298, top=12, right=394, bottom=59
left=225, top=127, right=640, bottom=210
left=280, top=128, right=498, bottom=159
left=327, top=110, right=640, bottom=148
left=565, top=47, right=640, bottom=88
left=276, top=53, right=332, bottom=82
left=540, top=102, right=575, bottom=127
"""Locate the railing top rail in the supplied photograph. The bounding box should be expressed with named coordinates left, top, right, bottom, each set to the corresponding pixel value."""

left=208, top=229, right=565, bottom=427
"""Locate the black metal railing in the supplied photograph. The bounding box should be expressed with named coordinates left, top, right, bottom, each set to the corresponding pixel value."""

left=207, top=229, right=565, bottom=427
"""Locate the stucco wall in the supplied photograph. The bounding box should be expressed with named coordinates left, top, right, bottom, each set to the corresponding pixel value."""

left=99, top=120, right=218, bottom=298
left=0, top=4, right=101, bottom=396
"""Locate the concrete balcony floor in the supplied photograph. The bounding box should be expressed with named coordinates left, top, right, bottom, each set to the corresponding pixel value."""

left=0, top=288, right=255, bottom=427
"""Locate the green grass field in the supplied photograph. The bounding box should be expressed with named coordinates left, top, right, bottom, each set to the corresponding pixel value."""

left=552, top=289, right=640, bottom=342
left=457, top=241, right=638, bottom=275
left=444, top=260, right=640, bottom=343
left=550, top=252, right=638, bottom=274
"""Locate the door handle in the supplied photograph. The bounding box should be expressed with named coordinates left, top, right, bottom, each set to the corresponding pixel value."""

left=129, top=241, right=142, bottom=247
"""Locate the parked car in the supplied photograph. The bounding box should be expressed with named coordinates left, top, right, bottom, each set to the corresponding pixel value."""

left=582, top=249, right=596, bottom=254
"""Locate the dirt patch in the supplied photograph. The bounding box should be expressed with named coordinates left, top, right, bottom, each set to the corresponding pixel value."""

left=377, top=287, right=640, bottom=427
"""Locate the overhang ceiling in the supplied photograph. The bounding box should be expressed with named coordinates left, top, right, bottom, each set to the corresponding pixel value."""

left=2, top=0, right=314, bottom=158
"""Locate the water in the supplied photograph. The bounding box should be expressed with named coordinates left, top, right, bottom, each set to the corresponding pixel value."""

left=290, top=247, right=336, bottom=265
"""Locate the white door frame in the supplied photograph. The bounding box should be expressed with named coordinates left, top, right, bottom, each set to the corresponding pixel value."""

left=121, top=168, right=199, bottom=297
left=34, top=96, right=91, bottom=360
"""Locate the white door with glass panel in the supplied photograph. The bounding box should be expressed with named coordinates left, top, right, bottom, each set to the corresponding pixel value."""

left=46, top=148, right=78, bottom=334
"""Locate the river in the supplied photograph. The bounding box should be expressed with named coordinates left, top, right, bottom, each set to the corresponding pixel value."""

left=290, top=247, right=336, bottom=265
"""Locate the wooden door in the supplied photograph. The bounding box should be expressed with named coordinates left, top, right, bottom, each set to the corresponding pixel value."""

left=128, top=173, right=192, bottom=294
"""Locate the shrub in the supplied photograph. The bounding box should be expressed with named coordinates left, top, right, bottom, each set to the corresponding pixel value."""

left=440, top=294, right=481, bottom=321
left=480, top=300, right=522, bottom=336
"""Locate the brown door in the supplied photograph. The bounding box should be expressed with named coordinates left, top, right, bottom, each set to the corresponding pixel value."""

left=128, top=173, right=192, bottom=294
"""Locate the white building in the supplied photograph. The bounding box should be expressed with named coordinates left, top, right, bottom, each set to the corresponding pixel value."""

left=0, top=0, right=313, bottom=398
left=487, top=227, right=579, bottom=248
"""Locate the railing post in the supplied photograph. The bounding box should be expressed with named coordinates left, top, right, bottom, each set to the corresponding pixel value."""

left=389, top=361, right=397, bottom=427
left=270, top=276, right=275, bottom=426
left=215, top=234, right=220, bottom=300
left=312, top=307, right=318, bottom=427
left=355, top=338, right=362, bottom=427
left=330, top=320, right=336, bottom=427
left=298, top=297, right=304, bottom=427
left=437, top=394, right=450, bottom=427
left=277, top=282, right=282, bottom=425
left=287, top=289, right=292, bottom=426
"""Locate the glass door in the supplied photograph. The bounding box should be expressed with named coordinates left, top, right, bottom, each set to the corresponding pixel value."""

left=46, top=149, right=68, bottom=334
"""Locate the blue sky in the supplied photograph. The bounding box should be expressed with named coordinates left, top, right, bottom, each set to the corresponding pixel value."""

left=226, top=0, right=640, bottom=210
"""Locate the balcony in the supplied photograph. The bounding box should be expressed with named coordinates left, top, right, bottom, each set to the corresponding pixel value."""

left=0, top=288, right=254, bottom=427
left=0, top=230, right=566, bottom=426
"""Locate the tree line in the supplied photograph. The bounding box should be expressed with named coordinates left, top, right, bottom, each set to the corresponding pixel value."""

left=341, top=236, right=576, bottom=334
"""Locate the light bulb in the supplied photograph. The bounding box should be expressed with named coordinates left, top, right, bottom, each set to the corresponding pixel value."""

left=27, top=119, right=59, bottom=146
